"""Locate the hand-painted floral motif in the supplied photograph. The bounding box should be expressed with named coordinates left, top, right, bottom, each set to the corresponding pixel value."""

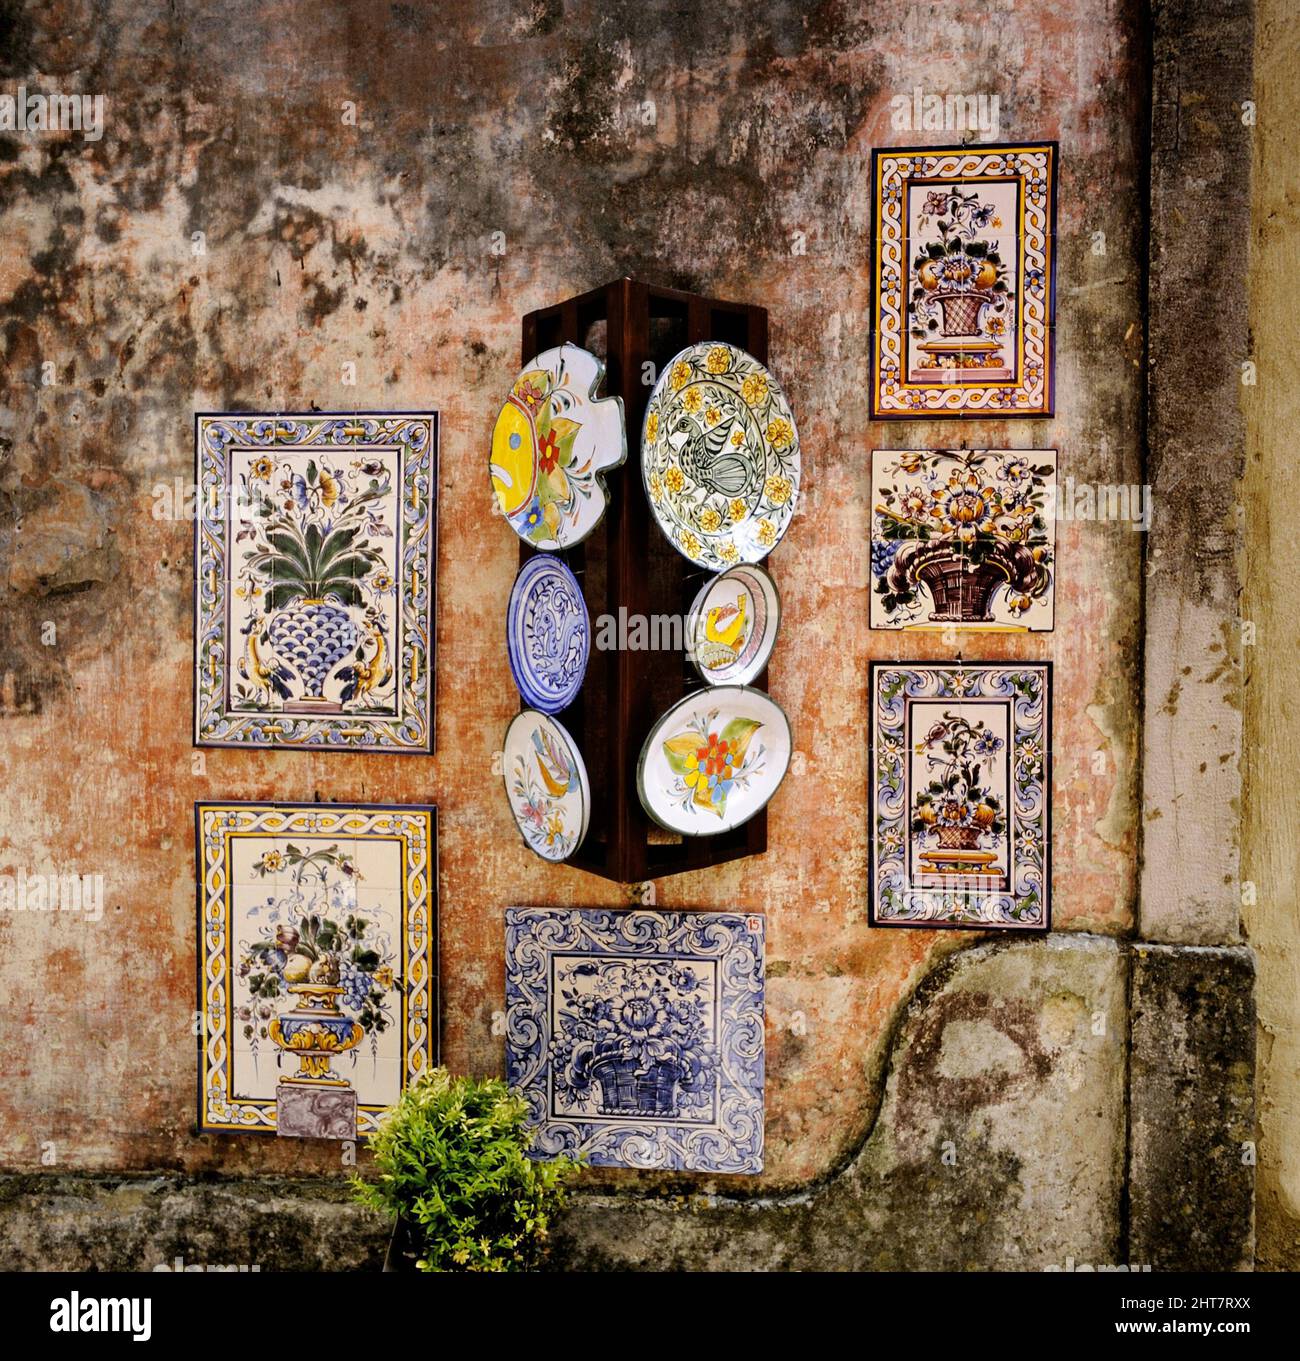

left=503, top=710, right=589, bottom=862
left=911, top=711, right=1007, bottom=870
left=197, top=802, right=437, bottom=1135
left=194, top=413, right=436, bottom=752
left=550, top=959, right=717, bottom=1119
left=490, top=344, right=625, bottom=550
left=870, top=663, right=1050, bottom=930
left=505, top=907, right=765, bottom=1173
left=642, top=343, right=799, bottom=570
left=638, top=686, right=792, bottom=837
left=661, top=713, right=764, bottom=821
left=871, top=145, right=1056, bottom=418
left=870, top=449, right=1056, bottom=630
left=235, top=843, right=399, bottom=1067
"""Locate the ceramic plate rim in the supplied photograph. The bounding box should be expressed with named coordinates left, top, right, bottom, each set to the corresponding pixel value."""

left=688, top=561, right=782, bottom=687
left=506, top=553, right=590, bottom=713
left=641, top=341, right=799, bottom=570
left=503, top=708, right=591, bottom=861
left=635, top=683, right=793, bottom=838
left=492, top=342, right=628, bottom=552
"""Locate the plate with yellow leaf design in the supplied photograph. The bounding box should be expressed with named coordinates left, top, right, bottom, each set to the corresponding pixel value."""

left=490, top=344, right=626, bottom=551
left=642, top=343, right=799, bottom=571
left=637, top=685, right=792, bottom=837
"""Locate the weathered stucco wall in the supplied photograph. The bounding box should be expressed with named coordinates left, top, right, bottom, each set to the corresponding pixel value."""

left=0, top=0, right=1143, bottom=1190
left=0, top=0, right=1260, bottom=1272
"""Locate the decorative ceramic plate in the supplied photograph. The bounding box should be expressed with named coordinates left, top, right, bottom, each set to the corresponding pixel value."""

left=688, top=563, right=780, bottom=687
left=637, top=685, right=792, bottom=837
left=490, top=344, right=626, bottom=550
left=503, top=709, right=590, bottom=862
left=507, top=554, right=589, bottom=713
left=642, top=343, right=799, bottom=570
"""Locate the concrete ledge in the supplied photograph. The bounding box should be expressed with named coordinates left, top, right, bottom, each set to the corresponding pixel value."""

left=0, top=1174, right=388, bottom=1272
left=1128, top=944, right=1256, bottom=1269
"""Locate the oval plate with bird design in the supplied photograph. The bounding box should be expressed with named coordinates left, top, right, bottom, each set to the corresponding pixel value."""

left=642, top=343, right=799, bottom=571
left=503, top=709, right=591, bottom=862
left=637, top=685, right=792, bottom=837
left=490, top=344, right=626, bottom=551
left=688, top=563, right=781, bottom=687
left=507, top=554, right=590, bottom=713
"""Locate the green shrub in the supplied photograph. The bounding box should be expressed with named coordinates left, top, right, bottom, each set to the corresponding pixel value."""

left=353, top=1068, right=577, bottom=1272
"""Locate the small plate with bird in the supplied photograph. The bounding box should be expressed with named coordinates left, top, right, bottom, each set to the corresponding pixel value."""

left=507, top=554, right=590, bottom=713
left=503, top=709, right=591, bottom=862
left=688, top=562, right=780, bottom=687
left=637, top=684, right=792, bottom=838
left=642, top=342, right=799, bottom=571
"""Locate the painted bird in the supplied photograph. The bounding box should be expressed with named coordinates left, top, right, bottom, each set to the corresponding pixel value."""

left=705, top=593, right=748, bottom=650
left=698, top=593, right=749, bottom=671
left=672, top=411, right=751, bottom=498
left=337, top=616, right=391, bottom=705
left=532, top=725, right=577, bottom=798
left=238, top=620, right=294, bottom=702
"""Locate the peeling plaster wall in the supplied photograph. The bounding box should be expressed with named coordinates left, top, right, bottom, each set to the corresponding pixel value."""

left=0, top=0, right=1155, bottom=1254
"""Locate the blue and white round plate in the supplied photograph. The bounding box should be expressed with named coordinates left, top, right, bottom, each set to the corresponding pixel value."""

left=507, top=554, right=590, bottom=713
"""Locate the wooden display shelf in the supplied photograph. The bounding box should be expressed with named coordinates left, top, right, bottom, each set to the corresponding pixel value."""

left=518, top=278, right=770, bottom=884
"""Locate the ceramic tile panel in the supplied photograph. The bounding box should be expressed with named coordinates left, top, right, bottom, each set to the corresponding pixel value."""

left=871, top=144, right=1056, bottom=418
left=196, top=801, right=437, bottom=1136
left=870, top=449, right=1056, bottom=630
left=505, top=907, right=765, bottom=1173
left=194, top=412, right=437, bottom=752
left=870, top=663, right=1051, bottom=930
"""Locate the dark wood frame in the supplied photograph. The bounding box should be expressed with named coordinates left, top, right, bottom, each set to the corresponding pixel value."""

left=518, top=278, right=771, bottom=884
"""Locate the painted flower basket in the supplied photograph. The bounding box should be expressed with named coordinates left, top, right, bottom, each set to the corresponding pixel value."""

left=936, top=823, right=984, bottom=852
left=908, top=546, right=1023, bottom=622
left=931, top=289, right=995, bottom=337
left=590, top=1054, right=643, bottom=1112
left=267, top=599, right=359, bottom=702
left=872, top=451, right=1054, bottom=628
left=590, top=1053, right=681, bottom=1116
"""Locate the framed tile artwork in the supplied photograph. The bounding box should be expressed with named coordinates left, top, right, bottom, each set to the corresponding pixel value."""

left=870, top=143, right=1057, bottom=418
left=196, top=801, right=437, bottom=1137
left=870, top=449, right=1056, bottom=631
left=505, top=907, right=765, bottom=1173
left=869, top=662, right=1051, bottom=931
left=193, top=412, right=437, bottom=752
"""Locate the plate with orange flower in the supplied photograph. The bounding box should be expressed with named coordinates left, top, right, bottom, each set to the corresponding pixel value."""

left=637, top=685, right=792, bottom=837
left=642, top=342, right=799, bottom=571
left=490, top=344, right=626, bottom=551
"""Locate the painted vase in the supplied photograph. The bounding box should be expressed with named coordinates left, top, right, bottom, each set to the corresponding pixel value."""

left=268, top=983, right=364, bottom=1082
left=268, top=599, right=359, bottom=699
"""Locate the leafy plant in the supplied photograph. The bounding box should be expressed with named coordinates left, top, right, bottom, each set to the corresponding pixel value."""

left=238, top=458, right=390, bottom=610
left=353, top=1069, right=577, bottom=1272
